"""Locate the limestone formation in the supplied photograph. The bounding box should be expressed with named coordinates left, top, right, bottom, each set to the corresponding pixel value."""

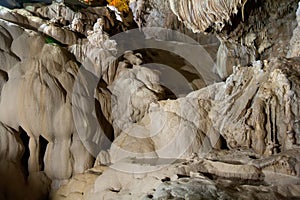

left=53, top=152, right=300, bottom=199
left=0, top=1, right=300, bottom=200
left=129, top=0, right=219, bottom=45
left=169, top=0, right=248, bottom=33
left=169, top=0, right=299, bottom=79
left=288, top=2, right=300, bottom=58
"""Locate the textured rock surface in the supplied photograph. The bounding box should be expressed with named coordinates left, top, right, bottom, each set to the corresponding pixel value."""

left=53, top=150, right=300, bottom=199
left=0, top=1, right=300, bottom=200
left=209, top=58, right=300, bottom=154
left=169, top=0, right=247, bottom=33
left=0, top=3, right=131, bottom=199
left=0, top=122, right=51, bottom=200
left=288, top=2, right=300, bottom=58
left=129, top=0, right=219, bottom=50
left=108, top=57, right=300, bottom=160
left=55, top=34, right=300, bottom=200
left=0, top=13, right=95, bottom=200
left=170, top=0, right=298, bottom=78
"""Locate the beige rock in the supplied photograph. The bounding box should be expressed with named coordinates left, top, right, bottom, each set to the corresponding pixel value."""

left=169, top=0, right=298, bottom=79
left=109, top=97, right=219, bottom=163
left=54, top=154, right=300, bottom=199
left=52, top=166, right=107, bottom=200
left=109, top=58, right=300, bottom=162
left=0, top=122, right=51, bottom=200
left=0, top=19, right=94, bottom=181
left=1, top=2, right=300, bottom=199
left=39, top=23, right=77, bottom=45
left=288, top=3, right=300, bottom=58
left=169, top=0, right=247, bottom=33
left=11, top=29, right=45, bottom=60
left=209, top=58, right=300, bottom=154
left=0, top=6, right=45, bottom=29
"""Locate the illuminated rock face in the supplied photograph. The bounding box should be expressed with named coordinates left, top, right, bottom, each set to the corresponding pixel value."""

left=288, top=2, right=300, bottom=58
left=169, top=0, right=247, bottom=33
left=108, top=57, right=300, bottom=161
left=1, top=1, right=300, bottom=200
left=0, top=17, right=96, bottom=199
left=0, top=3, right=128, bottom=199
left=129, top=0, right=219, bottom=44
left=0, top=2, right=167, bottom=198
left=169, top=0, right=298, bottom=79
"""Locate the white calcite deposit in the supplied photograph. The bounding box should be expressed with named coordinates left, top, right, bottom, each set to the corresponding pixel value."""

left=0, top=1, right=300, bottom=199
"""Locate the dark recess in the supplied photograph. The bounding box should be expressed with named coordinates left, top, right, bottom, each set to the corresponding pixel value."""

left=39, top=135, right=48, bottom=171
left=19, top=127, right=30, bottom=178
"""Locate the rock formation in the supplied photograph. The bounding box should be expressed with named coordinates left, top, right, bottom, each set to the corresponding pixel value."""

left=0, top=0, right=300, bottom=200
left=170, top=0, right=298, bottom=79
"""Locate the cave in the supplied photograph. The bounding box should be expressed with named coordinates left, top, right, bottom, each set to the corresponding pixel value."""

left=0, top=0, right=300, bottom=199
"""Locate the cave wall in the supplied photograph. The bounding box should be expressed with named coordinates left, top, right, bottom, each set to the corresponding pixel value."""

left=170, top=0, right=298, bottom=79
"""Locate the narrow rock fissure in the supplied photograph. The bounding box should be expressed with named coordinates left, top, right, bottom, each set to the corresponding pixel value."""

left=38, top=135, right=48, bottom=172
left=19, top=127, right=30, bottom=178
